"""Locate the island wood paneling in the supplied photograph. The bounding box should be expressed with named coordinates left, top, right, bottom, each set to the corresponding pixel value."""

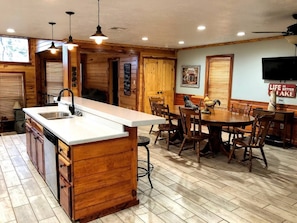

left=68, top=126, right=138, bottom=222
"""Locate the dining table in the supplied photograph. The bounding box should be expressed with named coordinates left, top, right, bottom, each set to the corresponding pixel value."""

left=172, top=106, right=255, bottom=156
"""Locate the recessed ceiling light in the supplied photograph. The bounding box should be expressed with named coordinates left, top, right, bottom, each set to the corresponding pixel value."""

left=178, top=41, right=184, bottom=44
left=237, top=32, right=245, bottom=36
left=7, top=28, right=15, bottom=33
left=197, top=25, right=206, bottom=31
left=142, top=37, right=148, bottom=41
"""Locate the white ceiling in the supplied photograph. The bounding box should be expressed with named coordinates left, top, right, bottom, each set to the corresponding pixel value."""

left=1, top=0, right=297, bottom=49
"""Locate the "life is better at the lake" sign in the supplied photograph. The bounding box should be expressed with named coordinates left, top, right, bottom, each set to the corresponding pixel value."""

left=268, top=83, right=296, bottom=98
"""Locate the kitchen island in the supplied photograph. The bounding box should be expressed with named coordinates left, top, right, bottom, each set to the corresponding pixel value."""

left=23, top=97, right=165, bottom=223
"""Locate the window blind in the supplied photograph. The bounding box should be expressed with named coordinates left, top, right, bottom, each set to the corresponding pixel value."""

left=46, top=62, right=63, bottom=103
left=0, top=72, right=25, bottom=120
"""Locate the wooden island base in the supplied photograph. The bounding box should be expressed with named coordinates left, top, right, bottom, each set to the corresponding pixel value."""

left=23, top=97, right=165, bottom=222
left=79, top=199, right=139, bottom=223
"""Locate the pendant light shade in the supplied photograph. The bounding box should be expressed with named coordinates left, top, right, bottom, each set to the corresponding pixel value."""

left=90, top=0, right=108, bottom=44
left=65, top=11, right=78, bottom=50
left=48, top=22, right=59, bottom=54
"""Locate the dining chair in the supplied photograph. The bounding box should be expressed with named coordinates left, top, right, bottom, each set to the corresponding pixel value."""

left=222, top=103, right=252, bottom=147
left=228, top=112, right=275, bottom=172
left=148, top=96, right=165, bottom=134
left=154, top=103, right=180, bottom=150
left=179, top=107, right=212, bottom=163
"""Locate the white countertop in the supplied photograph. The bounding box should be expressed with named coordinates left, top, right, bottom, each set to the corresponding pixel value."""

left=23, top=97, right=165, bottom=145
left=59, top=96, right=165, bottom=127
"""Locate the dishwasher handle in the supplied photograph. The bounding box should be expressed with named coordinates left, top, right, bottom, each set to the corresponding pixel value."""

left=44, top=128, right=58, bottom=145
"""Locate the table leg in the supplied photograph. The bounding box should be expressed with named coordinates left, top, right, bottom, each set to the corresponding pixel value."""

left=201, top=125, right=229, bottom=156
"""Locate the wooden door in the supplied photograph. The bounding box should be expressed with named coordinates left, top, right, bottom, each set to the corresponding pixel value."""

left=143, top=58, right=175, bottom=114
left=205, top=55, right=234, bottom=110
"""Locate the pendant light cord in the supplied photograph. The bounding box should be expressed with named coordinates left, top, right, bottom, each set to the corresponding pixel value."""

left=97, top=0, right=100, bottom=26
left=69, top=14, right=72, bottom=36
left=51, top=24, right=54, bottom=40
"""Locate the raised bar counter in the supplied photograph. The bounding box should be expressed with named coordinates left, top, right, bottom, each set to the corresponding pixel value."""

left=23, top=97, right=165, bottom=222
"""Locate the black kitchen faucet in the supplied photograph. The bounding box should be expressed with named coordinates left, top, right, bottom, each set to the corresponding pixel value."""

left=57, top=88, right=75, bottom=115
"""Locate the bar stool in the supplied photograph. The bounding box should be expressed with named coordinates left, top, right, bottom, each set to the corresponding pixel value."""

left=137, top=136, right=154, bottom=188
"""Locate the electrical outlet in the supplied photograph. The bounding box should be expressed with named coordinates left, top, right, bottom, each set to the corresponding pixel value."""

left=280, top=123, right=284, bottom=130
left=278, top=98, right=284, bottom=103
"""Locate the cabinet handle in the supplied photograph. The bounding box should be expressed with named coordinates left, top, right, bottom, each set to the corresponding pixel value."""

left=60, top=164, right=66, bottom=168
left=61, top=185, right=66, bottom=189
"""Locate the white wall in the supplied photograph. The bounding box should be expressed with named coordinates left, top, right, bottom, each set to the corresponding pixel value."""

left=176, top=38, right=297, bottom=105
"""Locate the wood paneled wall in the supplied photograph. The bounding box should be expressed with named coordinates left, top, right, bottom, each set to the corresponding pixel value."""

left=77, top=41, right=176, bottom=111
left=84, top=53, right=109, bottom=91
left=119, top=56, right=138, bottom=110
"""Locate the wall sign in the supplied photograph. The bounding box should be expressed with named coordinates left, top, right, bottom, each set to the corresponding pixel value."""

left=268, top=83, right=296, bottom=98
left=124, top=63, right=131, bottom=96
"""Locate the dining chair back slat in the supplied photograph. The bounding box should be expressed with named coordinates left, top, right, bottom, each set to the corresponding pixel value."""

left=153, top=104, right=180, bottom=150
left=228, top=112, right=275, bottom=172
left=148, top=96, right=165, bottom=134
left=179, top=107, right=212, bottom=163
left=222, top=103, right=252, bottom=146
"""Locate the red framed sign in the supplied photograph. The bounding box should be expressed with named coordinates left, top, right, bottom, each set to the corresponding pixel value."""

left=268, top=83, right=296, bottom=98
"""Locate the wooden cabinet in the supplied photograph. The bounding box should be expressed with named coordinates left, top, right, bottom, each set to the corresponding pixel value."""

left=25, top=118, right=45, bottom=178
left=253, top=108, right=294, bottom=148
left=56, top=127, right=138, bottom=222
left=58, top=140, right=72, bottom=218
left=25, top=114, right=139, bottom=222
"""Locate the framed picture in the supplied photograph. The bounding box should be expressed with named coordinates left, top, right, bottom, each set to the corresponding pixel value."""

left=181, top=65, right=200, bottom=88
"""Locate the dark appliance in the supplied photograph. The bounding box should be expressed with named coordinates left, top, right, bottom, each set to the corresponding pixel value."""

left=262, top=56, right=297, bottom=80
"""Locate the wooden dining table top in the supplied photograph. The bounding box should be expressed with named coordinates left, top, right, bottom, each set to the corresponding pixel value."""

left=173, top=105, right=255, bottom=127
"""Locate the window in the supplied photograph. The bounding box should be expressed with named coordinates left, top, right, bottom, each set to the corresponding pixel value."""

left=0, top=72, right=25, bottom=120
left=0, top=36, right=29, bottom=62
left=46, top=62, right=63, bottom=103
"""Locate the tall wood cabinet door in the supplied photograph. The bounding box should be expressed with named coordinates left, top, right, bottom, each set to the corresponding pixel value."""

left=159, top=59, right=175, bottom=109
left=25, top=123, right=33, bottom=160
left=36, top=134, right=45, bottom=179
left=144, top=58, right=175, bottom=114
left=30, top=130, right=37, bottom=168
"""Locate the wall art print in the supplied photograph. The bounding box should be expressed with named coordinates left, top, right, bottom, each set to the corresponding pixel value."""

left=181, top=65, right=200, bottom=88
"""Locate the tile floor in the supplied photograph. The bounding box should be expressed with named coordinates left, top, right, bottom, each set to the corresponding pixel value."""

left=1, top=126, right=297, bottom=223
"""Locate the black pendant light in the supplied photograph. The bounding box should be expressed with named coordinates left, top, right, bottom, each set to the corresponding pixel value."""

left=65, top=11, right=78, bottom=50
left=48, top=22, right=59, bottom=54
left=90, top=0, right=108, bottom=44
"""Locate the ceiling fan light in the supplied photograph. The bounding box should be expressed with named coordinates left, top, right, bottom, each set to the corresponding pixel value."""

left=285, top=35, right=297, bottom=45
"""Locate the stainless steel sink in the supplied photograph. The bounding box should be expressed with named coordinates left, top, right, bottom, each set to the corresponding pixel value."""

left=39, top=112, right=72, bottom=120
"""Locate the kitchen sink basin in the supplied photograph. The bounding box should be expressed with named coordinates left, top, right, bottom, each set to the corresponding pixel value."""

left=39, top=112, right=72, bottom=120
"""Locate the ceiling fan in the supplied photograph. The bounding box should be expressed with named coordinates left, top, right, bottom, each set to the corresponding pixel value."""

left=253, top=13, right=297, bottom=36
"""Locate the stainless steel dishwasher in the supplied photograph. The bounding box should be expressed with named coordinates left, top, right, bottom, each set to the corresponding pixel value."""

left=43, top=128, right=59, bottom=200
